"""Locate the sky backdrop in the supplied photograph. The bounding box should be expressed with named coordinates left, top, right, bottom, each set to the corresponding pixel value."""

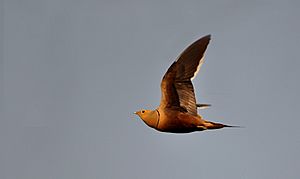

left=1, top=0, right=300, bottom=179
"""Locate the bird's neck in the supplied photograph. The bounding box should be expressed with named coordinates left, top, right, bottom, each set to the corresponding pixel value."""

left=142, top=110, right=160, bottom=129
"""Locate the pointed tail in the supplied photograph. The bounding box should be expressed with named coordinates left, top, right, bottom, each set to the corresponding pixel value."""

left=204, top=121, right=242, bottom=130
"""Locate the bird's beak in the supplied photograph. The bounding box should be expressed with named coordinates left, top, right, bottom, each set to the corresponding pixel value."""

left=134, top=111, right=138, bottom=115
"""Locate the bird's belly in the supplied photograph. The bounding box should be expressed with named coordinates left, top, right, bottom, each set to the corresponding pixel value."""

left=157, top=112, right=201, bottom=133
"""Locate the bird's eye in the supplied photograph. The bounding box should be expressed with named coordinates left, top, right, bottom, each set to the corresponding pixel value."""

left=141, top=110, right=145, bottom=113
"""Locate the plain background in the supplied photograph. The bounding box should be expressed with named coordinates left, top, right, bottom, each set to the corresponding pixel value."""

left=1, top=0, right=300, bottom=178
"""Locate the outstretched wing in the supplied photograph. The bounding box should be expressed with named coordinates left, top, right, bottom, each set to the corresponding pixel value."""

left=160, top=35, right=211, bottom=116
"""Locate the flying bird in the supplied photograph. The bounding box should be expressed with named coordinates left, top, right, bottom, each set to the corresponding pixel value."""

left=135, top=35, right=238, bottom=133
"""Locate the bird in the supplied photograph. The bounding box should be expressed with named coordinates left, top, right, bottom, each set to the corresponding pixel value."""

left=134, top=35, right=238, bottom=133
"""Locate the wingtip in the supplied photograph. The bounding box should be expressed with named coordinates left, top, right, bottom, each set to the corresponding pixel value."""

left=203, top=34, right=211, bottom=40
left=195, top=34, right=211, bottom=42
left=196, top=104, right=211, bottom=110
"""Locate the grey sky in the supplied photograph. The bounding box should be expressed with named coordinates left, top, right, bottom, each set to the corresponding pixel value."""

left=1, top=0, right=300, bottom=178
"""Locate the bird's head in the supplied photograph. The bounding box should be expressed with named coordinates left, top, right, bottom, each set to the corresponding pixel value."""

left=134, top=109, right=159, bottom=129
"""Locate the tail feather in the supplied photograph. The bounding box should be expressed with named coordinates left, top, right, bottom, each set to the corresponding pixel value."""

left=204, top=121, right=242, bottom=130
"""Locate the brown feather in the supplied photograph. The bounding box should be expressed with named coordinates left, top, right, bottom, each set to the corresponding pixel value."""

left=160, top=35, right=211, bottom=116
